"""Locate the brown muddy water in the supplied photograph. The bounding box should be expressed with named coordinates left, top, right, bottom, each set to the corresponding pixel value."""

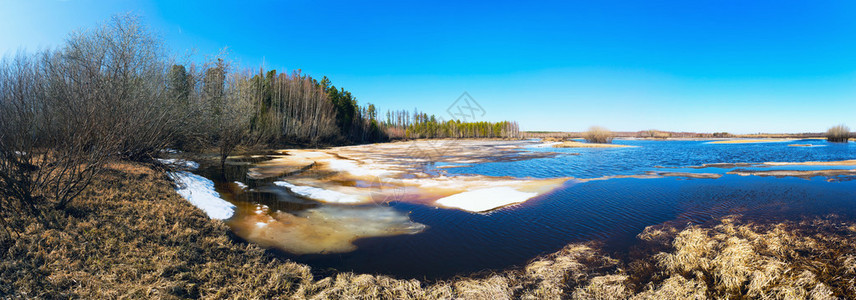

left=194, top=139, right=856, bottom=279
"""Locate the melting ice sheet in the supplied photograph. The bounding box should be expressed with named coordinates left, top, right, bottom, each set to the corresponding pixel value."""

left=274, top=181, right=365, bottom=204
left=260, top=141, right=570, bottom=213
left=435, top=187, right=537, bottom=212
left=212, top=140, right=569, bottom=255
left=230, top=205, right=426, bottom=255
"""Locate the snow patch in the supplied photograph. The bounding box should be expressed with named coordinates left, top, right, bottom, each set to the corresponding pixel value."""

left=172, top=171, right=235, bottom=219
left=158, top=158, right=199, bottom=170
left=234, top=181, right=248, bottom=189
left=274, top=181, right=364, bottom=204
left=526, top=142, right=561, bottom=148
left=435, top=187, right=538, bottom=212
left=326, top=159, right=397, bottom=177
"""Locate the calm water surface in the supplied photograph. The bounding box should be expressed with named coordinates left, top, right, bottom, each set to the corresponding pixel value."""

left=199, top=139, right=856, bottom=279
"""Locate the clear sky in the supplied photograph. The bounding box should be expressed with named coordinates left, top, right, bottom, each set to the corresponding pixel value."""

left=2, top=0, right=856, bottom=133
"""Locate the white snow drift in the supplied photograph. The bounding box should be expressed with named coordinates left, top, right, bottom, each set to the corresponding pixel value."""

left=172, top=171, right=235, bottom=220
left=435, top=187, right=538, bottom=212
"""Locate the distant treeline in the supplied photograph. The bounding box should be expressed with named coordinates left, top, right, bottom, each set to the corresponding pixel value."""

left=382, top=109, right=519, bottom=139
left=175, top=62, right=388, bottom=148
left=522, top=131, right=828, bottom=139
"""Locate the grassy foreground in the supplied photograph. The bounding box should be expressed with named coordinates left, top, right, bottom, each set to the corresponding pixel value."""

left=2, top=163, right=854, bottom=299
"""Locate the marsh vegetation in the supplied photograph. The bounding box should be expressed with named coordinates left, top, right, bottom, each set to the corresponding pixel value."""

left=826, top=124, right=851, bottom=143
left=582, top=126, right=615, bottom=143
left=3, top=164, right=854, bottom=298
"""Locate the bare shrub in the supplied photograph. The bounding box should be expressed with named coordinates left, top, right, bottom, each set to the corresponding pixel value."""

left=199, top=58, right=252, bottom=169
left=640, top=130, right=671, bottom=139
left=0, top=53, right=115, bottom=235
left=58, top=14, right=185, bottom=162
left=826, top=124, right=850, bottom=143
left=583, top=126, right=614, bottom=143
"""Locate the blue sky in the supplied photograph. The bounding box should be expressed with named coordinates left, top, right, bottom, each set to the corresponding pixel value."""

left=2, top=0, right=856, bottom=133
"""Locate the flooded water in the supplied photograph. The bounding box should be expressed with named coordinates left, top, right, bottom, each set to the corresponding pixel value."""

left=196, top=139, right=856, bottom=279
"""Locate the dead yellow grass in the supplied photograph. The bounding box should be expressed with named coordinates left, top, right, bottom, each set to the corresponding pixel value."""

left=638, top=216, right=852, bottom=299
left=631, top=276, right=707, bottom=299
left=572, top=275, right=630, bottom=299
left=0, top=163, right=317, bottom=298
left=105, top=162, right=157, bottom=175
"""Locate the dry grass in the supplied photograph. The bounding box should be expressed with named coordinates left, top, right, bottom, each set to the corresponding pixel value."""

left=638, top=216, right=853, bottom=299
left=572, top=275, right=630, bottom=299
left=630, top=275, right=707, bottom=299
left=582, top=126, right=614, bottom=144
left=2, top=164, right=854, bottom=299
left=0, top=163, right=315, bottom=298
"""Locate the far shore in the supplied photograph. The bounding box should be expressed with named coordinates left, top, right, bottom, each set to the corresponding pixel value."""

left=523, top=130, right=831, bottom=140
left=707, top=138, right=796, bottom=144
left=552, top=141, right=635, bottom=148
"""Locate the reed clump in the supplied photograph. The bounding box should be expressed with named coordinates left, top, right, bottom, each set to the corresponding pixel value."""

left=636, top=216, right=853, bottom=299
left=582, top=126, right=615, bottom=144
left=640, top=130, right=671, bottom=139
left=826, top=124, right=851, bottom=142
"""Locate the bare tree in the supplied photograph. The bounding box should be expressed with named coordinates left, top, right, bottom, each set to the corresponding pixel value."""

left=0, top=14, right=188, bottom=234
left=0, top=52, right=114, bottom=234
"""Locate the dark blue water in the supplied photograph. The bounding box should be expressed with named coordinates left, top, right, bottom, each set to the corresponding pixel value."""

left=450, top=139, right=856, bottom=179
left=232, top=139, right=856, bottom=279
